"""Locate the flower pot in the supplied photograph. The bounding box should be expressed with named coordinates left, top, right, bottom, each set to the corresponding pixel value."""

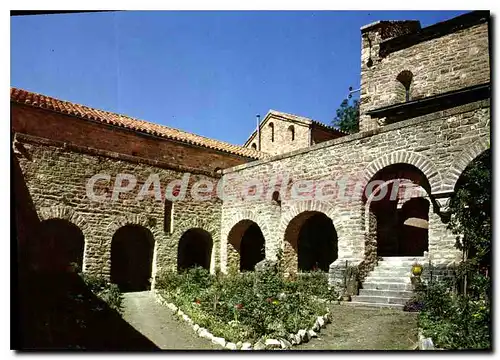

left=411, top=264, right=423, bottom=276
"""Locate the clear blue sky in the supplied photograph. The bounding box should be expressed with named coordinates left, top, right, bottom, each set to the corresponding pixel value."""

left=11, top=10, right=468, bottom=145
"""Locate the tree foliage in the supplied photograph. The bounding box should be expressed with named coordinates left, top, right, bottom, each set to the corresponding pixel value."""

left=448, top=149, right=491, bottom=282
left=416, top=149, right=491, bottom=350
left=332, top=98, right=359, bottom=134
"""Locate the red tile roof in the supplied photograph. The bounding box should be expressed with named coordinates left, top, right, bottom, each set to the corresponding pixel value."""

left=11, top=87, right=266, bottom=160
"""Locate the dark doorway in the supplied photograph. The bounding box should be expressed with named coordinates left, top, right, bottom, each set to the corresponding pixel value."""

left=240, top=223, right=265, bottom=271
left=40, top=219, right=85, bottom=272
left=364, top=163, right=432, bottom=257
left=177, top=228, right=212, bottom=271
left=297, top=213, right=338, bottom=271
left=111, top=225, right=154, bottom=292
left=371, top=182, right=400, bottom=257
left=398, top=198, right=429, bottom=256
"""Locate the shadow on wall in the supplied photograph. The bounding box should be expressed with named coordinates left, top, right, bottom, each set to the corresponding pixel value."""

left=12, top=150, right=158, bottom=350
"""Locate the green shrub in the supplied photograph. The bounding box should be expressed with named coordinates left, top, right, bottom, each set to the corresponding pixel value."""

left=417, top=280, right=491, bottom=349
left=295, top=270, right=336, bottom=300
left=155, top=266, right=332, bottom=343
left=155, top=268, right=184, bottom=293
left=98, top=283, right=123, bottom=313
left=80, top=273, right=123, bottom=313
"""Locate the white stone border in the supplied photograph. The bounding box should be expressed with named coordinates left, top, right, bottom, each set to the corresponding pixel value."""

left=418, top=328, right=444, bottom=350
left=153, top=290, right=332, bottom=350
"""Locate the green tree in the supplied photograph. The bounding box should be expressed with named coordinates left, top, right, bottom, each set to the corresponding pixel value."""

left=416, top=149, right=491, bottom=350
left=332, top=98, right=359, bottom=134
left=447, top=149, right=491, bottom=296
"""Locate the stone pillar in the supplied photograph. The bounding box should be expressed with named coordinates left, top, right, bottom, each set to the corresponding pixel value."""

left=427, top=193, right=461, bottom=266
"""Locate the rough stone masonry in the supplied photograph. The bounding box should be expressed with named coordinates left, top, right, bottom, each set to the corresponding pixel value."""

left=13, top=11, right=490, bottom=293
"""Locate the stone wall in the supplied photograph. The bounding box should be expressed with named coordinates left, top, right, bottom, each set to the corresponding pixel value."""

left=15, top=133, right=224, bottom=282
left=254, top=116, right=311, bottom=156
left=220, top=100, right=490, bottom=277
left=359, top=17, right=489, bottom=131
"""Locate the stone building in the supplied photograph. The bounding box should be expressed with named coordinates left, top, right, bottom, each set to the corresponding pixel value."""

left=13, top=11, right=490, bottom=306
left=244, top=110, right=346, bottom=156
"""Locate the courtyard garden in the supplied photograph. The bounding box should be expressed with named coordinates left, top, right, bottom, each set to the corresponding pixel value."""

left=155, top=255, right=337, bottom=347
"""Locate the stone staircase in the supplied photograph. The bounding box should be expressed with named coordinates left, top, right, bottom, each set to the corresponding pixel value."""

left=349, top=257, right=425, bottom=309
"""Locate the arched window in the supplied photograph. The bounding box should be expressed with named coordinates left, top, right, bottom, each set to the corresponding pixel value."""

left=164, top=200, right=173, bottom=234
left=251, top=143, right=257, bottom=150
left=288, top=125, right=295, bottom=141
left=396, top=70, right=413, bottom=102
left=269, top=122, right=274, bottom=142
left=272, top=190, right=281, bottom=206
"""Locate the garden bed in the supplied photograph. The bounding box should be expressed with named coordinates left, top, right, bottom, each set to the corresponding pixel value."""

left=154, top=267, right=336, bottom=349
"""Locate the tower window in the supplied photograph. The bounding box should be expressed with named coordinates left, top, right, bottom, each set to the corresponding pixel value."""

left=251, top=143, right=257, bottom=150
left=396, top=70, right=413, bottom=103
left=288, top=125, right=295, bottom=141
left=269, top=122, right=274, bottom=142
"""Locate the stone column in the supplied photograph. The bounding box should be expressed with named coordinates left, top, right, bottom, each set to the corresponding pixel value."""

left=427, top=193, right=461, bottom=269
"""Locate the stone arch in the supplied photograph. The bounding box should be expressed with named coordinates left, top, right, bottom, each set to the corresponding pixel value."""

left=107, top=213, right=163, bottom=242
left=278, top=201, right=346, bottom=240
left=39, top=205, right=88, bottom=232
left=111, top=224, right=155, bottom=292
left=177, top=228, right=213, bottom=271
left=38, top=205, right=89, bottom=271
left=224, top=210, right=270, bottom=272
left=363, top=150, right=443, bottom=196
left=363, top=171, right=431, bottom=261
left=278, top=200, right=345, bottom=274
left=443, top=137, right=490, bottom=192
left=39, top=219, right=85, bottom=273
left=107, top=213, right=162, bottom=284
left=282, top=211, right=339, bottom=274
left=227, top=220, right=266, bottom=272
left=175, top=217, right=219, bottom=273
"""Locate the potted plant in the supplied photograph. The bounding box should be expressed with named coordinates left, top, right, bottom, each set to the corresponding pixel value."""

left=411, top=262, right=423, bottom=276
left=410, top=261, right=423, bottom=289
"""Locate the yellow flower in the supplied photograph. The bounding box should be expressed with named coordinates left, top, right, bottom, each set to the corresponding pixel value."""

left=272, top=299, right=279, bottom=305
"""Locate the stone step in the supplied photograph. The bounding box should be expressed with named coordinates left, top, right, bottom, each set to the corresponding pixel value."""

left=351, top=295, right=411, bottom=305
left=358, top=288, right=414, bottom=298
left=363, top=282, right=413, bottom=291
left=364, top=276, right=410, bottom=283
left=379, top=257, right=426, bottom=261
left=375, top=263, right=416, bottom=271
left=375, top=262, right=414, bottom=268
left=370, top=269, right=412, bottom=276
left=377, top=259, right=425, bottom=266
left=344, top=301, right=404, bottom=309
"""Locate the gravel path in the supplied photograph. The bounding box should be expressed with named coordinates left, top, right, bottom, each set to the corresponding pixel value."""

left=121, top=292, right=417, bottom=351
left=297, top=304, right=418, bottom=350
left=121, top=291, right=217, bottom=350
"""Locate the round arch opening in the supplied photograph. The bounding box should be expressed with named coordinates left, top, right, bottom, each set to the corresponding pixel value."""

left=227, top=220, right=265, bottom=272
left=284, top=211, right=338, bottom=273
left=111, top=224, right=155, bottom=292
left=40, top=219, right=85, bottom=272
left=364, top=163, right=431, bottom=257
left=177, top=228, right=213, bottom=272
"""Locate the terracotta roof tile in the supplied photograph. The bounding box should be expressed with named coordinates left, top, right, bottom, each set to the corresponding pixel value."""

left=11, top=87, right=267, bottom=160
